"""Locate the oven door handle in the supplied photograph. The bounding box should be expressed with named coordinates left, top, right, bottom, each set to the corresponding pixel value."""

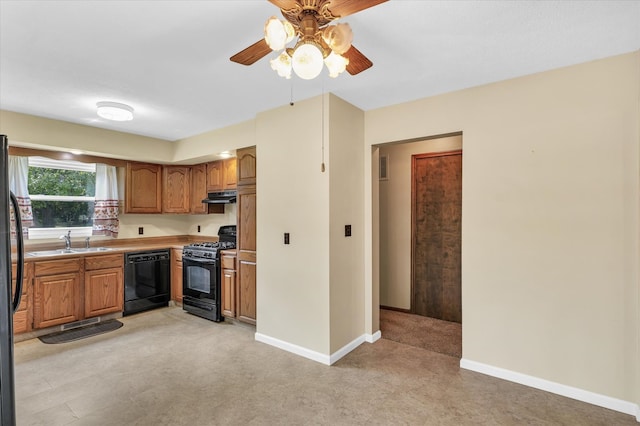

left=183, top=257, right=217, bottom=265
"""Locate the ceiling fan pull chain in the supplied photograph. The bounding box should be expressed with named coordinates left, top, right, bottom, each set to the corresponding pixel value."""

left=321, top=76, right=326, bottom=173
left=290, top=77, right=295, bottom=106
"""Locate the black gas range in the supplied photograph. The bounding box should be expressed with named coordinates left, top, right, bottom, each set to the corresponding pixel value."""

left=182, top=225, right=236, bottom=322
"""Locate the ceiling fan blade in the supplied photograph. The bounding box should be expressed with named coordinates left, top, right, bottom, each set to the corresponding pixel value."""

left=230, top=39, right=272, bottom=66
left=268, top=0, right=298, bottom=9
left=327, top=0, right=388, bottom=18
left=343, top=45, right=372, bottom=75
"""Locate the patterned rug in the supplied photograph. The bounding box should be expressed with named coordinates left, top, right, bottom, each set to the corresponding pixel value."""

left=379, top=309, right=462, bottom=358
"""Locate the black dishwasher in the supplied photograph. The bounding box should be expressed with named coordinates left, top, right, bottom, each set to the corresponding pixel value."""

left=124, top=249, right=170, bottom=316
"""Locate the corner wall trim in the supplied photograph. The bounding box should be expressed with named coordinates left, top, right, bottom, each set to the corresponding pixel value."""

left=460, top=358, right=639, bottom=419
left=255, top=333, right=331, bottom=365
left=255, top=333, right=370, bottom=366
left=329, top=335, right=365, bottom=365
left=365, top=330, right=381, bottom=343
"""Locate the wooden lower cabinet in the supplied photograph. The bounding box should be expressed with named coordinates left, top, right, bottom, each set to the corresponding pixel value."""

left=12, top=262, right=33, bottom=334
left=32, top=254, right=125, bottom=330
left=237, top=182, right=257, bottom=325
left=220, top=251, right=236, bottom=318
left=33, top=258, right=82, bottom=329
left=237, top=253, right=256, bottom=325
left=84, top=254, right=124, bottom=318
left=171, top=248, right=183, bottom=303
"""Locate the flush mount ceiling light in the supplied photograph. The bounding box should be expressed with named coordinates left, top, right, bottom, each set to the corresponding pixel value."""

left=96, top=101, right=134, bottom=121
left=231, top=0, right=388, bottom=80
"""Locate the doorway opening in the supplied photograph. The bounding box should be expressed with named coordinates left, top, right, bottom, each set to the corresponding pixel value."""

left=376, top=134, right=462, bottom=358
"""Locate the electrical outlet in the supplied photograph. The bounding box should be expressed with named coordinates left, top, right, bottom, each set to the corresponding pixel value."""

left=197, top=225, right=201, bottom=233
left=345, top=225, right=352, bottom=237
left=138, top=227, right=143, bottom=235
left=284, top=233, right=290, bottom=244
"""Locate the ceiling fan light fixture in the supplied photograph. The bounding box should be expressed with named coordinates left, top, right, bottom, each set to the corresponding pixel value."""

left=96, top=101, right=134, bottom=121
left=270, top=51, right=292, bottom=79
left=322, top=23, right=353, bottom=55
left=292, top=42, right=324, bottom=80
left=264, top=17, right=294, bottom=51
left=324, top=51, right=349, bottom=78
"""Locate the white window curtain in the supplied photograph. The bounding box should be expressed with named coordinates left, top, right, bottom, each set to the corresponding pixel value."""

left=8, top=156, right=34, bottom=238
left=92, top=164, right=119, bottom=237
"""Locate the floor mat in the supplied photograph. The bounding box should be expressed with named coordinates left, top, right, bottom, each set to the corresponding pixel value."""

left=38, top=319, right=123, bottom=344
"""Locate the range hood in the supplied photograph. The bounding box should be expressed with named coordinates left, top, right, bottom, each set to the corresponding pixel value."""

left=202, top=190, right=237, bottom=204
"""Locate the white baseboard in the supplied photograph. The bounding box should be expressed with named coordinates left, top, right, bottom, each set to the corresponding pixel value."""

left=329, top=335, right=365, bottom=365
left=255, top=332, right=377, bottom=366
left=365, top=330, right=381, bottom=343
left=255, top=332, right=331, bottom=365
left=460, top=358, right=639, bottom=420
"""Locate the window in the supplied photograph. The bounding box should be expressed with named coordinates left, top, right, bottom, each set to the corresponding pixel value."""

left=27, top=157, right=96, bottom=239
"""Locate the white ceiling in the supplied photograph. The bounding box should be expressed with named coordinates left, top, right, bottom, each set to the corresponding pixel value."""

left=1, top=1, right=638, bottom=142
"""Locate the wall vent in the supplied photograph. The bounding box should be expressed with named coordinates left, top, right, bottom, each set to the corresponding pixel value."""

left=379, top=155, right=389, bottom=180
left=61, top=317, right=100, bottom=331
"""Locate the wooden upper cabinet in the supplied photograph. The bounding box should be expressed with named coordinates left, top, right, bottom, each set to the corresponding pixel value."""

left=237, top=146, right=256, bottom=187
left=206, top=161, right=224, bottom=192
left=237, top=187, right=257, bottom=252
left=162, top=166, right=191, bottom=214
left=190, top=163, right=207, bottom=214
left=223, top=158, right=237, bottom=190
left=207, top=158, right=237, bottom=192
left=126, top=162, right=162, bottom=213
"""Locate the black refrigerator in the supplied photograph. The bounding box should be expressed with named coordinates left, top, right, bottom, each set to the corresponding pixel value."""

left=0, top=134, right=24, bottom=425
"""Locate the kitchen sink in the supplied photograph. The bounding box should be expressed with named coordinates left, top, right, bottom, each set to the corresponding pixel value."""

left=70, top=247, right=113, bottom=253
left=27, top=247, right=114, bottom=256
left=27, top=249, right=76, bottom=257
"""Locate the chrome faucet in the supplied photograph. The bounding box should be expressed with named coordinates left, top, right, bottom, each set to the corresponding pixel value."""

left=85, top=237, right=91, bottom=249
left=59, top=230, right=71, bottom=250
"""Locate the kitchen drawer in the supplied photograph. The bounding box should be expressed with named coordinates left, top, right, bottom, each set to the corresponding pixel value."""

left=221, top=255, right=236, bottom=270
left=85, top=254, right=123, bottom=271
left=35, top=258, right=81, bottom=276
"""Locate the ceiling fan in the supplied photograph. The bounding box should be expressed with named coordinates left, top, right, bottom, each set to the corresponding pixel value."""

left=230, top=0, right=388, bottom=80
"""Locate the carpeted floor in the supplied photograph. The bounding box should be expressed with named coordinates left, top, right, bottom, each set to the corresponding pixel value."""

left=379, top=308, right=462, bottom=358
left=13, top=306, right=637, bottom=425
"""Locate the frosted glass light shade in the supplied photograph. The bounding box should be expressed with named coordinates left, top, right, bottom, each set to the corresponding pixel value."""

left=292, top=43, right=324, bottom=80
left=270, top=52, right=292, bottom=79
left=264, top=17, right=294, bottom=51
left=96, top=102, right=134, bottom=121
left=324, top=52, right=349, bottom=78
left=322, top=23, right=353, bottom=55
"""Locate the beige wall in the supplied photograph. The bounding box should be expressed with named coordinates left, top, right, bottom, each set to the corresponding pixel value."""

left=172, top=120, right=256, bottom=164
left=0, top=110, right=173, bottom=163
left=366, top=52, right=640, bottom=404
left=255, top=96, right=331, bottom=354
left=378, top=135, right=462, bottom=310
left=328, top=94, right=365, bottom=353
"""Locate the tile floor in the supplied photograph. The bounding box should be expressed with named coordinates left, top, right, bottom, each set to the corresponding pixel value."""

left=13, top=306, right=637, bottom=425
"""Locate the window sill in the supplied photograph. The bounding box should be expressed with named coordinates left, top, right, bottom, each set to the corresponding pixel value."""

left=27, top=227, right=93, bottom=240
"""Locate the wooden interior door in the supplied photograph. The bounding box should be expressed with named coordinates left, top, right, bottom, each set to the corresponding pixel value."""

left=411, top=150, right=462, bottom=323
